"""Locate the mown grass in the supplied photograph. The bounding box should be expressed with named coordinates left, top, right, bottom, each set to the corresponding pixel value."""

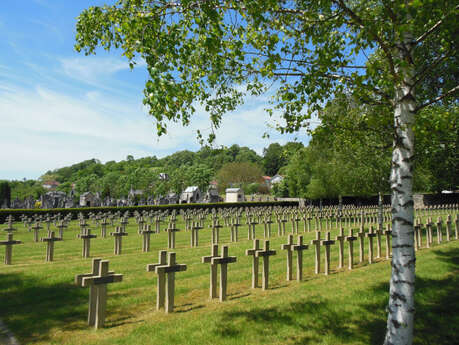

left=0, top=210, right=458, bottom=345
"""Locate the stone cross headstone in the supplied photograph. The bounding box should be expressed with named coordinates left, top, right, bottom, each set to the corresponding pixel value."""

left=247, top=218, right=258, bottom=240
left=375, top=225, right=382, bottom=258
left=100, top=218, right=109, bottom=238
left=262, top=216, right=273, bottom=239
left=0, top=233, right=22, bottom=265
left=137, top=218, right=145, bottom=234
left=436, top=217, right=443, bottom=244
left=310, top=231, right=321, bottom=274
left=281, top=213, right=288, bottom=235
left=202, top=244, right=220, bottom=299
left=445, top=215, right=451, bottom=242
left=165, top=222, right=179, bottom=249
left=320, top=232, right=335, bottom=275
left=110, top=226, right=128, bottom=255
left=75, top=258, right=115, bottom=326
left=78, top=228, right=97, bottom=258
left=209, top=219, right=223, bottom=244
left=211, top=246, right=237, bottom=301
left=292, top=235, right=309, bottom=281
left=426, top=218, right=433, bottom=248
left=415, top=220, right=423, bottom=249
left=56, top=221, right=66, bottom=239
left=335, top=228, right=345, bottom=269
left=366, top=227, right=377, bottom=264
left=281, top=234, right=295, bottom=281
left=78, top=259, right=123, bottom=329
left=414, top=224, right=421, bottom=251
left=41, top=231, right=62, bottom=262
left=255, top=240, right=277, bottom=290
left=141, top=224, right=154, bottom=252
left=120, top=217, right=129, bottom=233
left=345, top=229, right=357, bottom=270
left=230, top=218, right=241, bottom=242
left=245, top=239, right=261, bottom=288
left=276, top=214, right=282, bottom=236
left=146, top=250, right=168, bottom=310
left=357, top=228, right=365, bottom=263
left=190, top=221, right=202, bottom=247
left=384, top=224, right=392, bottom=259
left=152, top=252, right=187, bottom=313
left=31, top=222, right=43, bottom=242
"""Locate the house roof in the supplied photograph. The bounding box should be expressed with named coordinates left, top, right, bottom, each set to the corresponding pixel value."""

left=184, top=186, right=199, bottom=193
left=226, top=188, right=242, bottom=193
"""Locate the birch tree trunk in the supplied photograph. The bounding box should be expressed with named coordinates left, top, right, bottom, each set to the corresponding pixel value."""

left=384, top=41, right=417, bottom=345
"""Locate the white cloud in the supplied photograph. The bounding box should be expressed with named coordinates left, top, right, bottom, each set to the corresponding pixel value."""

left=59, top=56, right=128, bottom=84
left=0, top=80, right=310, bottom=180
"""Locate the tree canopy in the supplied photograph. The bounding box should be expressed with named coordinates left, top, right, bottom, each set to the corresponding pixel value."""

left=75, top=1, right=458, bottom=343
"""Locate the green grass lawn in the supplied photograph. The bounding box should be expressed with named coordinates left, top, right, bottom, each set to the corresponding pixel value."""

left=1, top=210, right=458, bottom=345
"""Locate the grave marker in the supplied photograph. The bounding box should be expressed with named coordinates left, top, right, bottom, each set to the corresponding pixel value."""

left=357, top=229, right=365, bottom=263
left=146, top=250, right=168, bottom=309
left=110, top=227, right=128, bottom=255
left=281, top=235, right=295, bottom=281
left=0, top=233, right=22, bottom=265
left=345, top=229, right=357, bottom=270
left=366, top=227, right=377, bottom=264
left=255, top=240, right=277, bottom=290
left=310, top=231, right=321, bottom=274
left=79, top=260, right=123, bottom=329
left=292, top=235, right=309, bottom=281
left=141, top=225, right=154, bottom=252
left=202, top=244, right=220, bottom=299
left=31, top=223, right=43, bottom=242
left=75, top=258, right=115, bottom=326
left=153, top=252, right=187, bottom=313
left=335, top=228, right=345, bottom=269
left=320, top=232, right=335, bottom=275
left=209, top=219, right=223, bottom=244
left=211, top=246, right=237, bottom=301
left=245, top=239, right=261, bottom=288
left=191, top=221, right=203, bottom=247
left=41, top=231, right=62, bottom=262
left=166, top=222, right=180, bottom=249
left=78, top=228, right=97, bottom=258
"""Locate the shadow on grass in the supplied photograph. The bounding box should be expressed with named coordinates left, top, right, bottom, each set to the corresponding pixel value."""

left=228, top=292, right=251, bottom=301
left=0, top=272, right=88, bottom=343
left=212, top=246, right=459, bottom=345
left=175, top=303, right=205, bottom=313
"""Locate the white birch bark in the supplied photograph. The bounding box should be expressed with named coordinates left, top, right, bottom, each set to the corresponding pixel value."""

left=384, top=39, right=417, bottom=345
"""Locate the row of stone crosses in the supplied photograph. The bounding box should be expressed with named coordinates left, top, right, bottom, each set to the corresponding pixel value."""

left=1, top=205, right=458, bottom=330
left=73, top=207, right=459, bottom=330
left=1, top=204, right=458, bottom=264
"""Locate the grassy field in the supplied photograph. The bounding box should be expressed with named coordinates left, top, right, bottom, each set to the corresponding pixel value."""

left=1, top=210, right=458, bottom=345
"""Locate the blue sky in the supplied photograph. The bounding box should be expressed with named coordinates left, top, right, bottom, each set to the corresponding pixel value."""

left=0, top=0, right=311, bottom=180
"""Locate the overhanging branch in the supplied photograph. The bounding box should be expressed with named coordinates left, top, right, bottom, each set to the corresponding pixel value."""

left=415, top=85, right=459, bottom=112
left=414, top=5, right=459, bottom=45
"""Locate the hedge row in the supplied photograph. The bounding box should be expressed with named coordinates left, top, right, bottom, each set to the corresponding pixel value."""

left=0, top=201, right=299, bottom=224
